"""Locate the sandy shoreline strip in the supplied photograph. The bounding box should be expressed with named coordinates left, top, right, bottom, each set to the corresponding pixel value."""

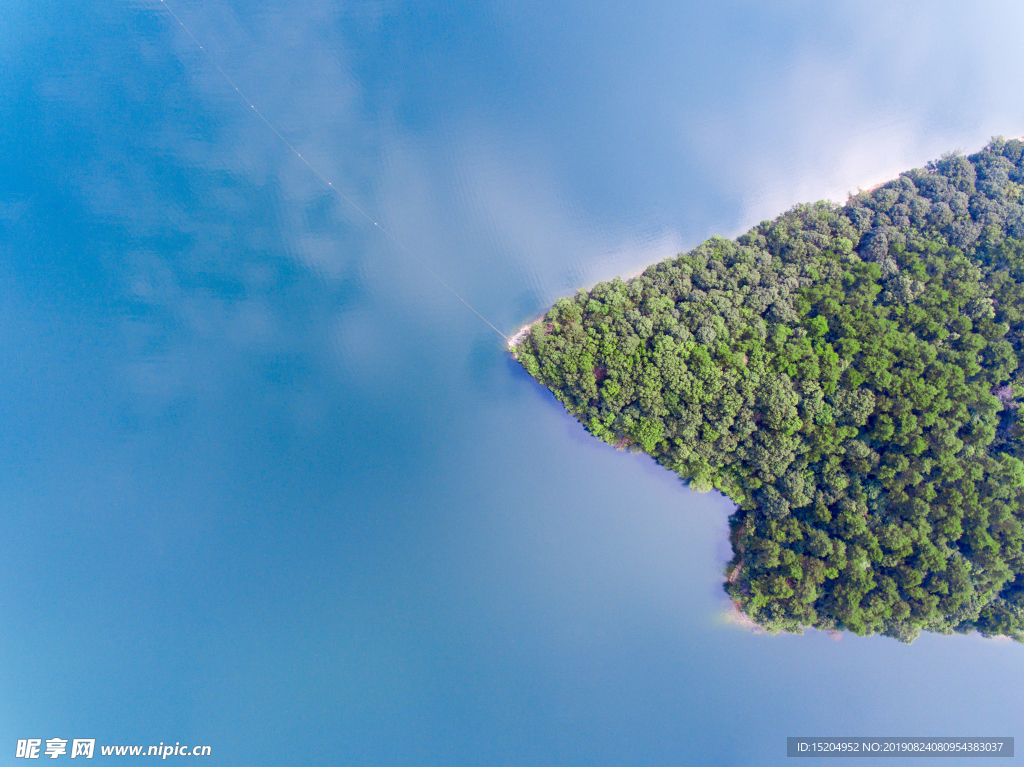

left=720, top=601, right=765, bottom=634
left=507, top=264, right=662, bottom=352
left=512, top=137, right=1024, bottom=355
left=507, top=315, right=545, bottom=352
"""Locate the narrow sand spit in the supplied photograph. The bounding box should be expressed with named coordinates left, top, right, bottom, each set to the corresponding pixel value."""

left=721, top=601, right=765, bottom=634
left=508, top=324, right=532, bottom=349
left=508, top=316, right=546, bottom=356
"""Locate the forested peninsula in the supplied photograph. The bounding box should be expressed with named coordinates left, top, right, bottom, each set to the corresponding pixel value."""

left=512, top=139, right=1024, bottom=643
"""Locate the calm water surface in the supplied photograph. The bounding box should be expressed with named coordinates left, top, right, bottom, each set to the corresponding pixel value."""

left=2, top=0, right=1024, bottom=764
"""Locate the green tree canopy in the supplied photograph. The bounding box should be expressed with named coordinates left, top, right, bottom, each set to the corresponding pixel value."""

left=513, top=139, right=1024, bottom=642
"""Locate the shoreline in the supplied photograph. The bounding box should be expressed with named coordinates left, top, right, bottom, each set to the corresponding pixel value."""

left=507, top=265, right=660, bottom=353
left=507, top=315, right=545, bottom=353
left=721, top=600, right=765, bottom=634
left=509, top=135, right=1024, bottom=354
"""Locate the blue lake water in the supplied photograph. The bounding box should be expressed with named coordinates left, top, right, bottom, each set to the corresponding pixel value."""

left=2, top=0, right=1024, bottom=764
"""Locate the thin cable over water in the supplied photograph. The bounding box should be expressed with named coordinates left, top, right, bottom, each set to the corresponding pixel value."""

left=155, top=0, right=510, bottom=342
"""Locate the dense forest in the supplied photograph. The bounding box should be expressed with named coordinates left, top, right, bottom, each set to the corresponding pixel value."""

left=512, top=138, right=1024, bottom=642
